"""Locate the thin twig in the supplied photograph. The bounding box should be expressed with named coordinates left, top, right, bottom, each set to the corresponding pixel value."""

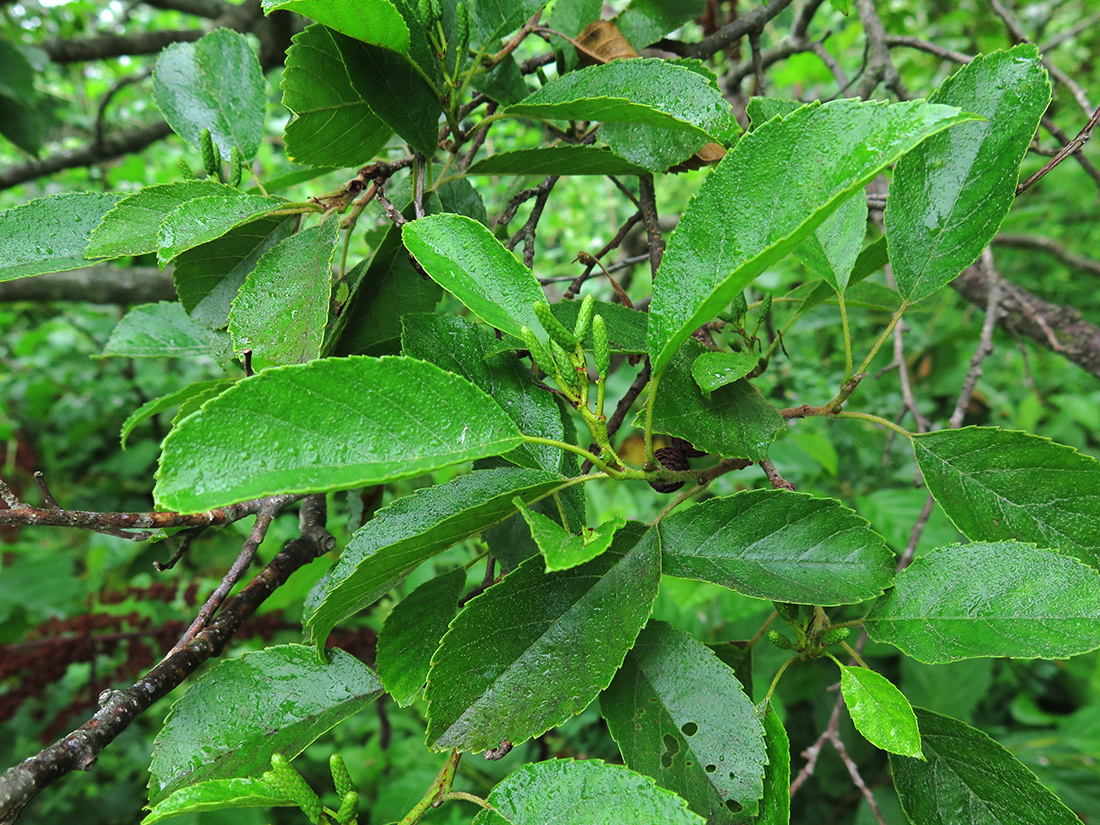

left=581, top=359, right=651, bottom=473
left=1017, top=103, right=1100, bottom=194
left=949, top=248, right=1002, bottom=429
left=32, top=472, right=59, bottom=509
left=637, top=175, right=664, bottom=279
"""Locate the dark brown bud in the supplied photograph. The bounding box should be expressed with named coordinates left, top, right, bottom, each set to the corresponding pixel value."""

left=648, top=446, right=689, bottom=493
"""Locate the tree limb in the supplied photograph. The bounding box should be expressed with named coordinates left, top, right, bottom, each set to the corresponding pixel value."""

left=0, top=267, right=176, bottom=304
left=951, top=261, right=1100, bottom=379
left=0, top=122, right=172, bottom=191
left=660, top=0, right=794, bottom=59
left=0, top=494, right=333, bottom=824
left=43, top=29, right=205, bottom=62
left=142, top=0, right=235, bottom=18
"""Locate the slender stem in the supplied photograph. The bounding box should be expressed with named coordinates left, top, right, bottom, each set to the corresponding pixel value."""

left=838, top=292, right=854, bottom=381
left=397, top=750, right=462, bottom=825
left=832, top=410, right=913, bottom=438
left=643, top=369, right=661, bottom=462
left=763, top=657, right=797, bottom=706
left=748, top=611, right=779, bottom=647
left=854, top=306, right=905, bottom=377
left=521, top=436, right=631, bottom=478
left=837, top=642, right=871, bottom=670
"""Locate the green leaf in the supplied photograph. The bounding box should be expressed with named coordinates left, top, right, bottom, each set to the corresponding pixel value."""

left=120, top=379, right=235, bottom=448
left=142, top=777, right=293, bottom=824
left=471, top=759, right=705, bottom=825
left=175, top=216, right=297, bottom=326
left=507, top=59, right=737, bottom=144
left=0, top=39, right=47, bottom=155
left=157, top=194, right=284, bottom=266
left=891, top=708, right=1081, bottom=825
left=148, top=645, right=381, bottom=805
left=402, top=213, right=548, bottom=340
left=660, top=489, right=895, bottom=605
left=865, top=541, right=1100, bottom=663
left=747, top=97, right=867, bottom=292
left=601, top=621, right=767, bottom=822
left=514, top=498, right=626, bottom=571
left=103, top=302, right=231, bottom=360
left=647, top=99, right=977, bottom=375
left=304, top=468, right=568, bottom=652
left=87, top=181, right=239, bottom=261
left=152, top=29, right=265, bottom=158
left=691, top=350, right=758, bottom=394
left=281, top=24, right=393, bottom=168
left=0, top=192, right=124, bottom=282
left=645, top=339, right=783, bottom=460
left=376, top=567, right=465, bottom=707
left=228, top=220, right=338, bottom=368
left=401, top=314, right=565, bottom=472
left=756, top=702, right=791, bottom=825
left=332, top=32, right=441, bottom=156
left=154, top=356, right=526, bottom=512
left=887, top=46, right=1050, bottom=303
left=913, top=427, right=1100, bottom=568
left=425, top=522, right=660, bottom=752
left=467, top=145, right=651, bottom=176
left=838, top=665, right=922, bottom=758
left=601, top=121, right=711, bottom=174
left=614, top=0, right=706, bottom=49
left=261, top=0, right=410, bottom=51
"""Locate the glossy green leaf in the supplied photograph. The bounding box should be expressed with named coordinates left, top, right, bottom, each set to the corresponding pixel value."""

left=120, top=379, right=234, bottom=448
left=228, top=220, right=338, bottom=368
left=401, top=314, right=565, bottom=471
left=757, top=702, right=791, bottom=825
left=402, top=213, right=548, bottom=340
left=148, top=645, right=381, bottom=805
left=332, top=32, right=440, bottom=155
left=142, top=777, right=292, bottom=824
left=0, top=192, right=123, bottom=282
left=425, top=522, right=660, bottom=751
left=154, top=356, right=526, bottom=512
left=614, top=0, right=705, bottom=48
left=913, top=427, right=1100, bottom=568
left=691, top=350, right=758, bottom=394
left=261, top=0, right=409, bottom=51
left=0, top=39, right=47, bottom=155
left=471, top=759, right=705, bottom=825
left=152, top=29, right=265, bottom=158
left=746, top=97, right=867, bottom=292
left=514, top=497, right=626, bottom=571
left=601, top=621, right=767, bottom=822
left=891, top=708, right=1081, bottom=825
left=87, top=181, right=234, bottom=260
left=660, top=489, right=895, bottom=605
left=645, top=339, right=782, bottom=460
left=376, top=568, right=465, bottom=707
left=601, top=120, right=712, bottom=174
left=838, top=665, right=922, bottom=758
left=864, top=541, right=1100, bottom=663
left=281, top=24, right=392, bottom=168
left=647, top=99, right=976, bottom=375
left=174, top=216, right=297, bottom=326
left=507, top=59, right=737, bottom=144
left=887, top=46, right=1050, bottom=303
left=304, top=468, right=568, bottom=653
left=103, top=302, right=231, bottom=360
left=157, top=194, right=284, bottom=266
left=467, top=145, right=651, bottom=176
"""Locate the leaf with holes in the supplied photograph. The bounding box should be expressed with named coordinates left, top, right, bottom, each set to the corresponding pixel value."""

left=601, top=621, right=766, bottom=822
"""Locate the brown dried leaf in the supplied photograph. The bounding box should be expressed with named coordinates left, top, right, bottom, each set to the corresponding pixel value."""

left=575, top=21, right=638, bottom=66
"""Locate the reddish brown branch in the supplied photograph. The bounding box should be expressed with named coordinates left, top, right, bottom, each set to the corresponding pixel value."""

left=0, top=495, right=333, bottom=823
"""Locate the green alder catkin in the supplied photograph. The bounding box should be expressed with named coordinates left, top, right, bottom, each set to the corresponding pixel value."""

left=768, top=629, right=795, bottom=650
left=573, top=293, right=596, bottom=340
left=229, top=145, right=243, bottom=187
left=199, top=128, right=221, bottom=178
left=521, top=326, right=557, bottom=377
left=533, top=301, right=577, bottom=350
left=335, top=790, right=359, bottom=825
left=592, top=313, right=610, bottom=377
left=330, top=753, right=354, bottom=798
left=269, top=753, right=323, bottom=824
left=818, top=626, right=851, bottom=647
